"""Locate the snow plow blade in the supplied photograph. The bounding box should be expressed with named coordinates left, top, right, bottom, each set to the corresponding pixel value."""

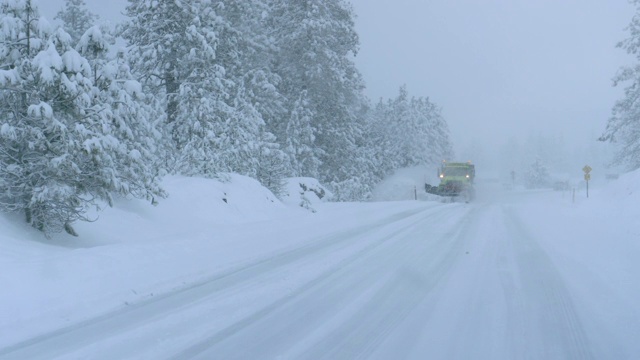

left=425, top=183, right=440, bottom=195
left=424, top=182, right=474, bottom=202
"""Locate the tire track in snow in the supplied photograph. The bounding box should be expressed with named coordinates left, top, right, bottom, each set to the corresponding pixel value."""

left=494, top=211, right=529, bottom=360
left=298, top=206, right=479, bottom=360
left=172, top=205, right=477, bottom=360
left=501, top=206, right=594, bottom=360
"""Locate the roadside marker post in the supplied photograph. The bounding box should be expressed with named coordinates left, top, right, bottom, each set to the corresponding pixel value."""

left=582, top=165, right=592, bottom=198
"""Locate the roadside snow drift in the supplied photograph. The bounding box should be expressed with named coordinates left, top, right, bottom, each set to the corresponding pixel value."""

left=0, top=174, right=305, bottom=348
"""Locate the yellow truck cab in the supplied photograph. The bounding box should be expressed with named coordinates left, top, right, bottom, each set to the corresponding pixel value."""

left=425, top=161, right=476, bottom=200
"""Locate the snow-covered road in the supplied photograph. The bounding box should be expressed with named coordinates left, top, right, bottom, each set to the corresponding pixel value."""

left=1, top=180, right=639, bottom=359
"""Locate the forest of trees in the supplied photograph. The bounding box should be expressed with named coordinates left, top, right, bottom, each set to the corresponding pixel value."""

left=601, top=0, right=640, bottom=170
left=0, top=0, right=453, bottom=235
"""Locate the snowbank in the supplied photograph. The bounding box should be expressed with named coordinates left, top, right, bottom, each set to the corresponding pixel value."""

left=598, top=167, right=640, bottom=201
left=0, top=174, right=297, bottom=347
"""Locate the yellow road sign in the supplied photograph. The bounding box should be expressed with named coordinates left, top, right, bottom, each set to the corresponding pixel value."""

left=583, top=165, right=592, bottom=174
left=584, top=174, right=591, bottom=181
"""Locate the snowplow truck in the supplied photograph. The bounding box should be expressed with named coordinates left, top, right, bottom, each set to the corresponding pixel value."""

left=425, top=161, right=475, bottom=200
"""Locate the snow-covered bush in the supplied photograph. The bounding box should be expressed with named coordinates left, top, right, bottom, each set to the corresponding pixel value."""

left=330, top=177, right=372, bottom=202
left=281, top=177, right=331, bottom=212
left=524, top=158, right=551, bottom=189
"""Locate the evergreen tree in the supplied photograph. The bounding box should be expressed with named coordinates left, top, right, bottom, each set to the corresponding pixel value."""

left=122, top=0, right=288, bottom=194
left=55, top=0, right=98, bottom=45
left=601, top=0, right=640, bottom=170
left=285, top=90, right=321, bottom=177
left=366, top=99, right=396, bottom=180
left=386, top=86, right=411, bottom=167
left=369, top=86, right=453, bottom=173
left=214, top=0, right=290, bottom=192
left=121, top=0, right=225, bottom=148
left=524, top=158, right=551, bottom=189
left=75, top=24, right=112, bottom=83
left=268, top=0, right=366, bottom=184
left=77, top=25, right=165, bottom=202
left=417, top=97, right=453, bottom=164
left=329, top=103, right=379, bottom=201
left=0, top=0, right=162, bottom=235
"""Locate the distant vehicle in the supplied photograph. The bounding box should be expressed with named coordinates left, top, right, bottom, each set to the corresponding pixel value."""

left=552, top=181, right=570, bottom=191
left=425, top=161, right=475, bottom=201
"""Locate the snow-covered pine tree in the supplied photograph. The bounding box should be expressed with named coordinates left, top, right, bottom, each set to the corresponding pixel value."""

left=254, top=129, right=289, bottom=197
left=54, top=0, right=98, bottom=45
left=362, top=87, right=453, bottom=184
left=415, top=96, right=453, bottom=164
left=406, top=97, right=433, bottom=165
left=211, top=0, right=290, bottom=194
left=321, top=96, right=380, bottom=201
left=122, top=0, right=288, bottom=195
left=228, top=0, right=287, bottom=138
left=75, top=24, right=112, bottom=82
left=285, top=90, right=320, bottom=177
left=524, top=157, right=551, bottom=189
left=365, top=99, right=396, bottom=180
left=217, top=1, right=298, bottom=188
left=77, top=25, right=165, bottom=203
left=387, top=86, right=413, bottom=167
left=121, top=0, right=225, bottom=151
left=329, top=102, right=381, bottom=201
left=0, top=0, right=162, bottom=235
left=268, top=0, right=366, bottom=187
left=600, top=0, right=640, bottom=170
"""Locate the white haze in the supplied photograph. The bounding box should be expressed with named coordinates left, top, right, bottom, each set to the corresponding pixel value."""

left=349, top=0, right=633, bottom=174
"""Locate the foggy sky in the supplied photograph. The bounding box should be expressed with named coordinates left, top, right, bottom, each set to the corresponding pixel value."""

left=349, top=0, right=634, bottom=161
left=38, top=0, right=635, bottom=164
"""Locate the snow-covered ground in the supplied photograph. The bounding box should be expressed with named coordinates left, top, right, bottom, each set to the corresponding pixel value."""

left=1, top=169, right=639, bottom=359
